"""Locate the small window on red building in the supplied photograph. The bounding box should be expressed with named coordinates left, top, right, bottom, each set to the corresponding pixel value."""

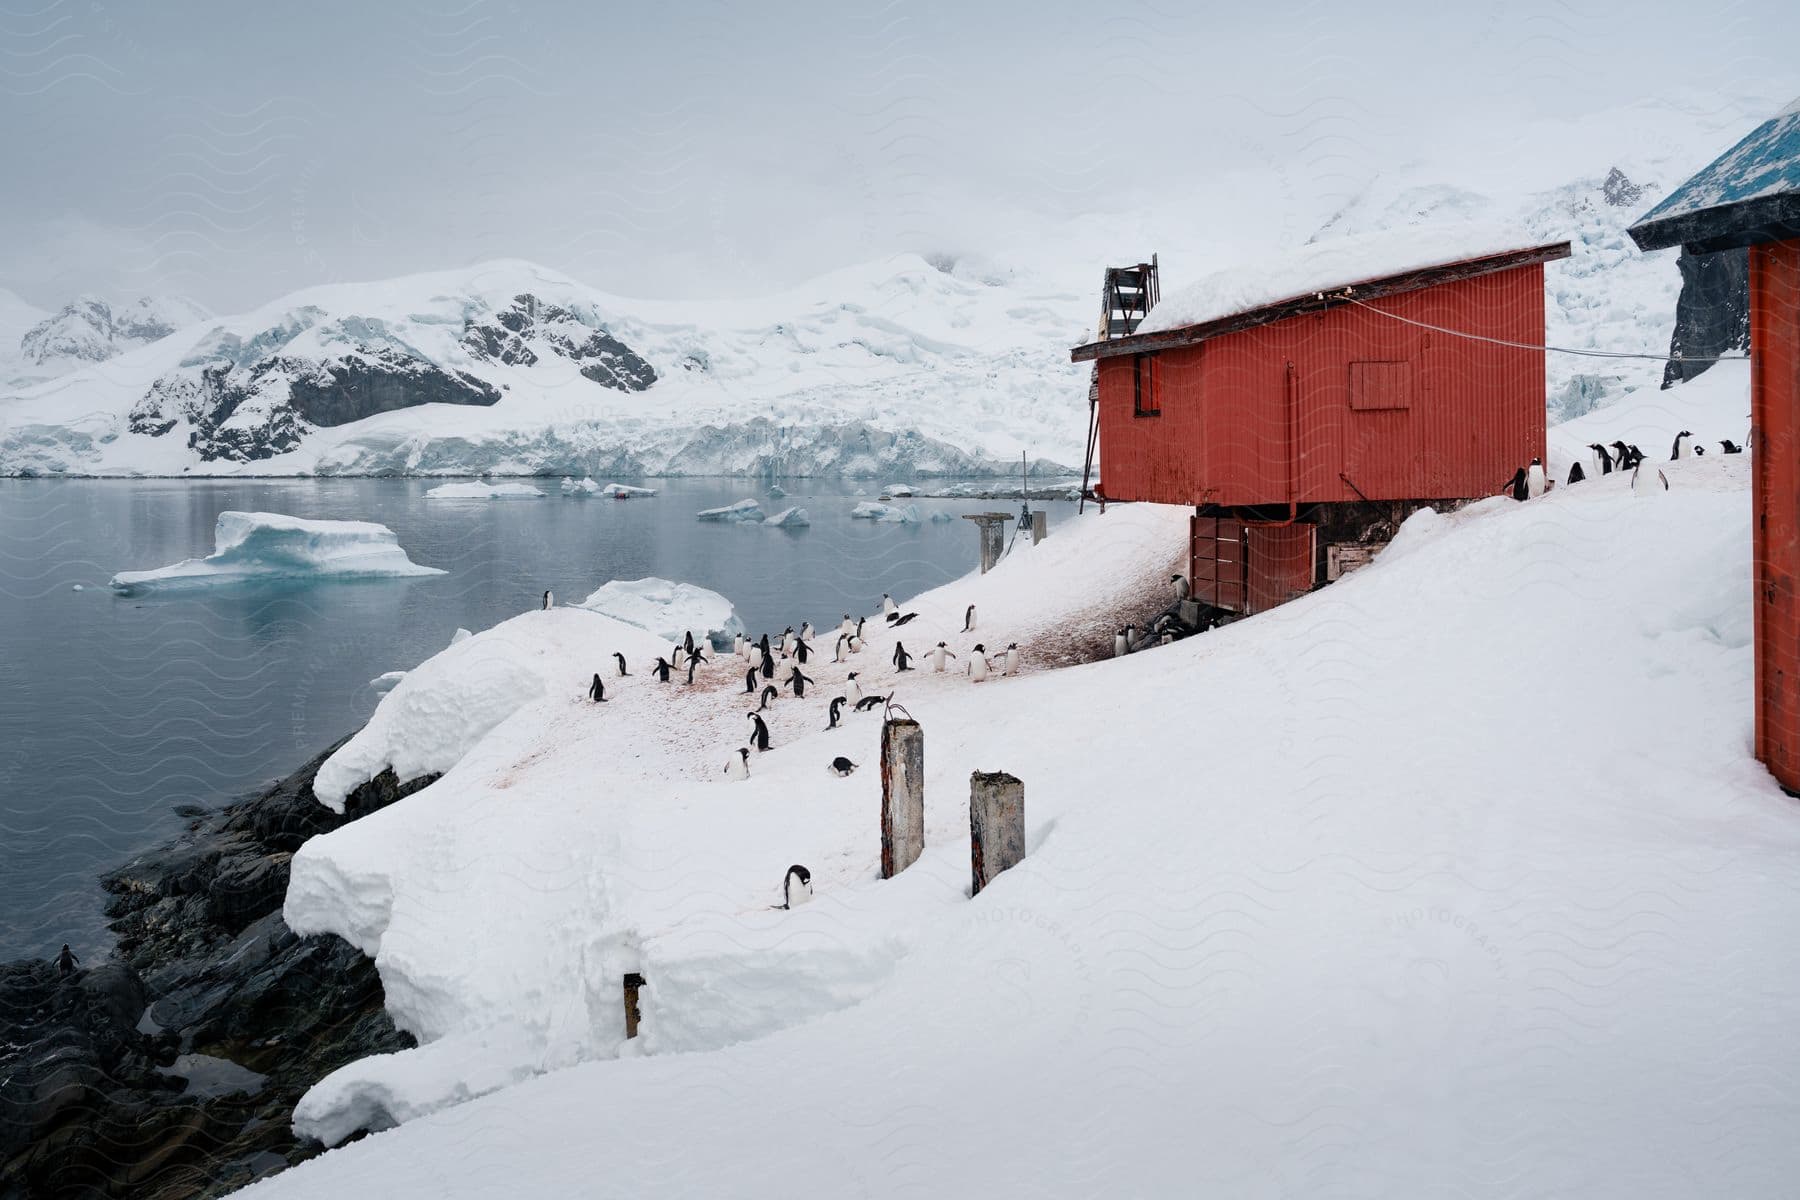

left=1133, top=353, right=1160, bottom=417
left=1349, top=360, right=1412, bottom=411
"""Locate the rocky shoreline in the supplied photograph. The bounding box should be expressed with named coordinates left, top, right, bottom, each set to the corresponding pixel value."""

left=0, top=739, right=436, bottom=1200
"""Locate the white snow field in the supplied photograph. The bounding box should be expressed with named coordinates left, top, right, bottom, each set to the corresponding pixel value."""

left=254, top=366, right=1800, bottom=1197
left=574, top=577, right=747, bottom=650
left=107, top=512, right=443, bottom=594
left=423, top=481, right=546, bottom=500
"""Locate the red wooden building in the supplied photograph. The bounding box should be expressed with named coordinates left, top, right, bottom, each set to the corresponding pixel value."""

left=1071, top=233, right=1571, bottom=615
left=1629, top=101, right=1800, bottom=792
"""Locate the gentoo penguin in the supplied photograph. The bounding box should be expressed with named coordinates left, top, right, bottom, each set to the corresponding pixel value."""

left=1526, top=457, right=1546, bottom=499
left=930, top=641, right=956, bottom=672
left=1631, top=460, right=1670, bottom=492
left=1610, top=440, right=1633, bottom=469
left=839, top=614, right=854, bottom=639
left=685, top=656, right=701, bottom=685
left=1626, top=444, right=1647, bottom=468
left=652, top=656, right=673, bottom=683
left=1506, top=467, right=1528, bottom=501
left=881, top=593, right=898, bottom=617
left=684, top=630, right=696, bottom=656
left=892, top=642, right=913, bottom=672
left=759, top=647, right=776, bottom=679
left=588, top=674, right=606, bottom=702
left=1171, top=573, right=1190, bottom=602
left=56, top=944, right=78, bottom=977
left=833, top=634, right=849, bottom=663
left=790, top=668, right=814, bottom=697
left=793, top=636, right=811, bottom=664
left=1115, top=626, right=1132, bottom=658
left=855, top=616, right=867, bottom=641
left=759, top=684, right=779, bottom=711
left=687, top=645, right=708, bottom=666
left=744, top=665, right=759, bottom=694
left=1589, top=443, right=1613, bottom=475
left=1671, top=430, right=1693, bottom=460
left=963, top=604, right=976, bottom=633
left=541, top=590, right=554, bottom=610
left=826, top=696, right=845, bottom=730
left=1693, top=444, right=1706, bottom=456
left=748, top=712, right=771, bottom=752
left=779, top=626, right=795, bottom=652
left=801, top=621, right=814, bottom=641
left=847, top=635, right=863, bottom=653
left=968, top=644, right=990, bottom=682
left=853, top=694, right=887, bottom=711
left=1004, top=643, right=1021, bottom=676
left=828, top=756, right=857, bottom=777
left=845, top=673, right=863, bottom=705
left=733, top=633, right=745, bottom=657
left=892, top=612, right=918, bottom=627
left=1567, top=461, right=1586, bottom=485
left=780, top=864, right=812, bottom=909
left=1722, top=439, right=1743, bottom=454
left=724, top=748, right=750, bottom=780
left=613, top=651, right=630, bottom=677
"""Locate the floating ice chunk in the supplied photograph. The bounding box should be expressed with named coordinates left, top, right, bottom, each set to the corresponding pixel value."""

left=108, top=512, right=443, bottom=594
left=562, top=477, right=656, bottom=498
left=767, top=484, right=787, bottom=498
left=696, top=499, right=765, bottom=523
left=850, top=501, right=922, bottom=523
left=765, top=506, right=810, bottom=528
left=448, top=627, right=472, bottom=645
left=559, top=476, right=601, bottom=496
left=426, top=481, right=545, bottom=500
left=598, top=482, right=656, bottom=498
left=575, top=576, right=746, bottom=650
left=369, top=671, right=408, bottom=692
left=884, top=483, right=916, bottom=496
left=929, top=509, right=955, bottom=522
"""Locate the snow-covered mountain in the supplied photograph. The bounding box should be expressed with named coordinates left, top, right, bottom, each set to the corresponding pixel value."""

left=1, top=292, right=211, bottom=392
left=0, top=258, right=1089, bottom=477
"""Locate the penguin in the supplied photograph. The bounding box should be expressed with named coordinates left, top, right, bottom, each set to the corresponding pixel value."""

left=793, top=636, right=811, bottom=664
left=1115, top=626, right=1132, bottom=658
left=724, top=748, right=750, bottom=780
left=801, top=621, right=814, bottom=641
left=588, top=674, right=606, bottom=702
left=790, top=668, right=815, bottom=697
left=759, top=684, right=779, bottom=711
left=833, top=634, right=849, bottom=663
left=748, top=712, right=771, bottom=752
left=1506, top=467, right=1528, bottom=501
left=963, top=604, right=976, bottom=633
left=779, top=626, right=795, bottom=652
left=652, top=656, right=673, bottom=683
left=684, top=630, right=696, bottom=656
left=881, top=593, right=897, bottom=617
left=968, top=644, right=990, bottom=682
left=1610, top=440, right=1632, bottom=470
left=839, top=614, right=854, bottom=639
left=845, top=673, right=863, bottom=705
left=542, top=590, right=554, bottom=610
left=733, top=633, right=745, bottom=657
left=855, top=617, right=867, bottom=641
left=828, top=756, right=858, bottom=778
left=930, top=641, right=957, bottom=672
left=759, top=633, right=772, bottom=658
left=826, top=696, right=845, bottom=730
left=685, top=656, right=701, bottom=685
left=1004, top=643, right=1021, bottom=676
left=1631, top=460, right=1670, bottom=492
left=1671, top=430, right=1692, bottom=461
left=847, top=635, right=863, bottom=653
left=1693, top=444, right=1706, bottom=456
left=891, top=612, right=918, bottom=627
left=853, top=694, right=887, bottom=711
left=687, top=646, right=709, bottom=668
left=56, top=944, right=78, bottom=977
left=1567, top=461, right=1586, bottom=485
left=780, top=864, right=812, bottom=910
left=760, top=647, right=776, bottom=679
left=613, top=651, right=629, bottom=677
left=744, top=665, right=759, bottom=694
left=892, top=642, right=913, bottom=672
left=1589, top=443, right=1613, bottom=475
left=1526, top=457, right=1546, bottom=499
left=1722, top=439, right=1743, bottom=454
left=1171, top=573, right=1190, bottom=601
left=1626, top=444, right=1647, bottom=468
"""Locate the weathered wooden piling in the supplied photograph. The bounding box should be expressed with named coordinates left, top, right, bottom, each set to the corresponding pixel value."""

left=961, top=513, right=1012, bottom=573
left=969, top=771, right=1025, bottom=895
left=623, top=972, right=645, bottom=1039
left=880, top=718, right=925, bottom=878
left=1030, top=510, right=1047, bottom=545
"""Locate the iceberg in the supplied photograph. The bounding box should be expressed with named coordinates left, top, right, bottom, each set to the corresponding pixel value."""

left=767, top=484, right=787, bottom=498
left=108, top=512, right=444, bottom=594
left=765, top=506, right=810, bottom=528
left=369, top=671, right=408, bottom=692
left=598, top=482, right=656, bottom=498
left=426, top=481, right=545, bottom=500
left=883, top=483, right=916, bottom=497
left=575, top=577, right=746, bottom=650
left=562, top=477, right=656, bottom=498
left=929, top=509, right=956, bottom=523
left=696, top=499, right=765, bottom=523
left=850, top=501, right=922, bottom=523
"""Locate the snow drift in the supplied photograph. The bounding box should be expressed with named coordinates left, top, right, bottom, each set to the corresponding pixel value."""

left=108, top=512, right=443, bottom=593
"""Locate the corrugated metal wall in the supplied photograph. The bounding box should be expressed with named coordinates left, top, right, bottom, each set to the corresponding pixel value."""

left=1097, top=264, right=1548, bottom=506
left=1752, top=239, right=1800, bottom=792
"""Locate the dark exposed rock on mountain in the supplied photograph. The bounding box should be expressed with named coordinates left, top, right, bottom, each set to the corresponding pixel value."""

left=460, top=293, right=656, bottom=391
left=1662, top=246, right=1750, bottom=388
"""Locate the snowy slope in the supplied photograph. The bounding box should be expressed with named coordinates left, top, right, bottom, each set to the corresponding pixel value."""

left=244, top=364, right=1800, bottom=1197
left=1, top=293, right=211, bottom=392
left=0, top=258, right=1090, bottom=478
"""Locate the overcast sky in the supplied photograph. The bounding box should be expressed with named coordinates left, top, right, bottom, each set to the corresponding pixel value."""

left=1, top=0, right=1794, bottom=312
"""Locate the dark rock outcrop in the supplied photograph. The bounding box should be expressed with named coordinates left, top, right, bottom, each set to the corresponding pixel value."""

left=1663, top=246, right=1750, bottom=388
left=461, top=293, right=656, bottom=392
left=0, top=739, right=438, bottom=1200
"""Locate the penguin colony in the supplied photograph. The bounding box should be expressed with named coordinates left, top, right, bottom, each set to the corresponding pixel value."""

left=1507, top=430, right=1746, bottom=498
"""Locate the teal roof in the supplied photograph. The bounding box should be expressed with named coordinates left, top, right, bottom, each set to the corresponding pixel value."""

left=1630, top=99, right=1800, bottom=253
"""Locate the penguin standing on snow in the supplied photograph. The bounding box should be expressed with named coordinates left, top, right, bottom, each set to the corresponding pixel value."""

left=1567, top=461, right=1586, bottom=485
left=1609, top=440, right=1633, bottom=470
left=891, top=612, right=918, bottom=627
left=790, top=667, right=815, bottom=698
left=855, top=616, right=867, bottom=642
left=833, top=634, right=849, bottom=663
left=963, top=604, right=976, bottom=633
left=760, top=645, right=776, bottom=680
left=588, top=674, right=606, bottom=702
left=613, top=651, right=630, bottom=677
left=1722, top=439, right=1743, bottom=454
left=826, top=696, right=845, bottom=730
left=542, top=590, right=554, bottom=610
left=724, top=748, right=750, bottom=780
left=839, top=614, right=854, bottom=639
left=779, top=865, right=812, bottom=909
left=1115, top=626, right=1133, bottom=657
left=881, top=593, right=898, bottom=617
left=930, top=642, right=957, bottom=672
left=968, top=644, right=990, bottom=682
left=684, top=631, right=696, bottom=656
left=801, top=621, right=814, bottom=641
left=744, top=665, right=759, bottom=694
left=1632, top=460, right=1670, bottom=492
left=1171, top=574, right=1190, bottom=602
left=845, top=672, right=863, bottom=706
left=652, top=656, right=673, bottom=683
left=685, top=655, right=704, bottom=685
left=1671, top=430, right=1693, bottom=460
left=1526, top=457, right=1546, bottom=498
left=892, top=642, right=914, bottom=672
left=748, top=712, right=771, bottom=752
left=759, top=684, right=779, bottom=711
left=793, top=636, right=811, bottom=664
left=1589, top=443, right=1613, bottom=475
left=828, top=757, right=857, bottom=777
left=1506, top=467, right=1529, bottom=501
left=733, top=633, right=745, bottom=657
left=1004, top=643, right=1021, bottom=676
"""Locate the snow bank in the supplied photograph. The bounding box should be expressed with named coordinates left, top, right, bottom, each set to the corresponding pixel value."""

left=425, top=481, right=545, bottom=500
left=695, top=499, right=764, bottom=522
left=850, top=500, right=921, bottom=523
left=574, top=577, right=746, bottom=650
left=1138, top=222, right=1541, bottom=334
left=108, top=512, right=442, bottom=593
left=764, top=506, right=810, bottom=528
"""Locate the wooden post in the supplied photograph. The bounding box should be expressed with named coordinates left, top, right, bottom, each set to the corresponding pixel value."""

left=1030, top=510, right=1047, bottom=544
left=969, top=771, right=1025, bottom=896
left=880, top=719, right=924, bottom=878
left=623, top=973, right=645, bottom=1039
left=962, top=513, right=1012, bottom=573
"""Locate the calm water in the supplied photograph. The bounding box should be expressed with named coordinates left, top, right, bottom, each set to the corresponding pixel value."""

left=0, top=478, right=1071, bottom=960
